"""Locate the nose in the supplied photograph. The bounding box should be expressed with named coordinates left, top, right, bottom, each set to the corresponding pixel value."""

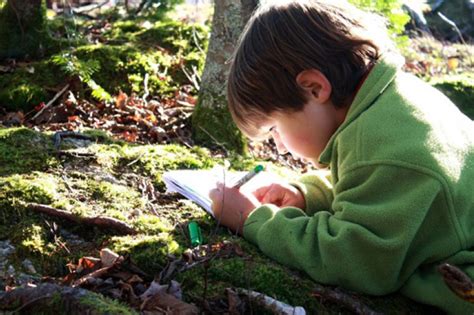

left=271, top=130, right=288, bottom=155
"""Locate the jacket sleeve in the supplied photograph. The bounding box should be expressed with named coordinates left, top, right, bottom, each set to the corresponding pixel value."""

left=243, top=164, right=443, bottom=294
left=290, top=169, right=334, bottom=215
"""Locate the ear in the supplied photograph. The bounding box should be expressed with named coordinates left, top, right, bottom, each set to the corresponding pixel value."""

left=296, top=69, right=332, bottom=103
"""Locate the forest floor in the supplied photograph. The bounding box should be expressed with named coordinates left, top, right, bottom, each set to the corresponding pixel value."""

left=0, top=2, right=473, bottom=314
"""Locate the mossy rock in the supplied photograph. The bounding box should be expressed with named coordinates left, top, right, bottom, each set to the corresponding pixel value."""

left=432, top=73, right=474, bottom=119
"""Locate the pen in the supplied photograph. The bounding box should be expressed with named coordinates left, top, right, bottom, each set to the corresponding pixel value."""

left=232, top=165, right=264, bottom=189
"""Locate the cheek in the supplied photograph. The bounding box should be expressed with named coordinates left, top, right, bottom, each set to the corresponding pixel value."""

left=281, top=132, right=316, bottom=157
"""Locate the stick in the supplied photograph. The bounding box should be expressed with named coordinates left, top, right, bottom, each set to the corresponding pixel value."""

left=32, top=84, right=70, bottom=120
left=312, top=286, right=382, bottom=315
left=27, top=203, right=138, bottom=235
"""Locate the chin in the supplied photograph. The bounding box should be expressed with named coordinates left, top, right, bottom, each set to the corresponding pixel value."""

left=310, top=160, right=327, bottom=169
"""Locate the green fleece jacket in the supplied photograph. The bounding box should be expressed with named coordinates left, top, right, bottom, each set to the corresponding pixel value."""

left=243, top=53, right=474, bottom=314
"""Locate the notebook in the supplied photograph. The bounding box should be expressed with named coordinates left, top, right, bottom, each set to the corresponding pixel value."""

left=162, top=169, right=246, bottom=216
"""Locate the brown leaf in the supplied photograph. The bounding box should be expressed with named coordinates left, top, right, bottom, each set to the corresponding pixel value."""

left=76, top=257, right=101, bottom=274
left=115, top=91, right=128, bottom=109
left=141, top=292, right=198, bottom=314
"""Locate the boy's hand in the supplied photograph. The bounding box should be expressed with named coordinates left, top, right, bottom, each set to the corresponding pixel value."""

left=252, top=182, right=306, bottom=209
left=209, top=183, right=261, bottom=234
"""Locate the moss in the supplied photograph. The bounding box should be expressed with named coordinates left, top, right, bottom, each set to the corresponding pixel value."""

left=0, top=60, right=65, bottom=111
left=79, top=294, right=138, bottom=315
left=0, top=172, right=59, bottom=223
left=431, top=73, right=474, bottom=119
left=0, top=16, right=208, bottom=110
left=108, top=233, right=181, bottom=275
left=137, top=20, right=208, bottom=53
left=116, top=144, right=216, bottom=186
left=192, top=95, right=247, bottom=154
left=0, top=128, right=58, bottom=176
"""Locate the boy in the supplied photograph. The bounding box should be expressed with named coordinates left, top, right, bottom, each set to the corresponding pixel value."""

left=209, top=0, right=474, bottom=314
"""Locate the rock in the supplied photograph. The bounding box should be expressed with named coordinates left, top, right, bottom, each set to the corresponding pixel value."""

left=100, top=248, right=119, bottom=267
left=0, top=240, right=15, bottom=257
left=22, top=259, right=37, bottom=274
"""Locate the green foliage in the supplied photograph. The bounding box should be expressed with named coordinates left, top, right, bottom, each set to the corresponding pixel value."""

left=51, top=52, right=112, bottom=102
left=349, top=0, right=410, bottom=45
left=135, top=0, right=185, bottom=20
left=432, top=74, right=474, bottom=119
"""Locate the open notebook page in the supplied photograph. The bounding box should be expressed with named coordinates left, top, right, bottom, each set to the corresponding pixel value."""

left=162, top=169, right=246, bottom=216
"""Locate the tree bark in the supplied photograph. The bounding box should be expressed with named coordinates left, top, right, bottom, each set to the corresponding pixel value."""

left=0, top=0, right=48, bottom=60
left=192, top=0, right=258, bottom=154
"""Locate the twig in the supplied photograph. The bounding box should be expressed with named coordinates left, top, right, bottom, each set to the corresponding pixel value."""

left=198, top=126, right=228, bottom=151
left=235, top=288, right=306, bottom=315
left=32, top=84, right=70, bottom=120
left=437, top=12, right=467, bottom=45
left=142, top=73, right=150, bottom=103
left=27, top=203, right=138, bottom=235
left=181, top=65, right=200, bottom=91
left=312, top=285, right=382, bottom=315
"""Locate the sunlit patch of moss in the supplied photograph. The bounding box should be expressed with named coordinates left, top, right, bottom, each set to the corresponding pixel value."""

left=431, top=73, right=474, bottom=119
left=133, top=214, right=172, bottom=234
left=0, top=172, right=60, bottom=224
left=116, top=144, right=216, bottom=186
left=177, top=255, right=321, bottom=313
left=71, top=44, right=178, bottom=97
left=136, top=20, right=208, bottom=54
left=108, top=233, right=181, bottom=274
left=0, top=128, right=58, bottom=176
left=80, top=294, right=138, bottom=315
left=19, top=224, right=47, bottom=255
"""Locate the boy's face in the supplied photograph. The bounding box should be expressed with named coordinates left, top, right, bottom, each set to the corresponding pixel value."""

left=262, top=99, right=348, bottom=167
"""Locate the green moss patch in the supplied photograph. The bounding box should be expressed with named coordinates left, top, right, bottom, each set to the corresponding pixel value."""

left=431, top=73, right=474, bottom=119
left=0, top=128, right=58, bottom=176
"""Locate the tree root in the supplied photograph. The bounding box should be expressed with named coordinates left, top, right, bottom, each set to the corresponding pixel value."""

left=27, top=203, right=138, bottom=235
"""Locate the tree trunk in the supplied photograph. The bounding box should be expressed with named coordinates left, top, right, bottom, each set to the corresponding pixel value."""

left=0, top=0, right=48, bottom=60
left=192, top=0, right=258, bottom=154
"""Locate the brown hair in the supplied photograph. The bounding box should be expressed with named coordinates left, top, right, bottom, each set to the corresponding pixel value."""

left=227, top=0, right=395, bottom=139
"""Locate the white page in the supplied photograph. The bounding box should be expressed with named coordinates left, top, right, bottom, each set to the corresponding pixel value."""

left=162, top=169, right=245, bottom=216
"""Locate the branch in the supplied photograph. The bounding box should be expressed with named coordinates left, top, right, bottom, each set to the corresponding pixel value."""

left=32, top=84, right=70, bottom=120
left=27, top=203, right=138, bottom=235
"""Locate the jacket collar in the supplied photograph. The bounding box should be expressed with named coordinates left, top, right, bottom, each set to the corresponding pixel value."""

left=318, top=53, right=405, bottom=166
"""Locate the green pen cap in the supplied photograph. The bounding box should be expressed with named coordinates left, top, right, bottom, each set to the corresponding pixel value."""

left=188, top=221, right=202, bottom=247
left=254, top=165, right=264, bottom=173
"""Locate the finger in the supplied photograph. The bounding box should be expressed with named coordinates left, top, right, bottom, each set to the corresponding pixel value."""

left=209, top=187, right=221, bottom=201
left=261, top=186, right=281, bottom=205
left=253, top=185, right=272, bottom=201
